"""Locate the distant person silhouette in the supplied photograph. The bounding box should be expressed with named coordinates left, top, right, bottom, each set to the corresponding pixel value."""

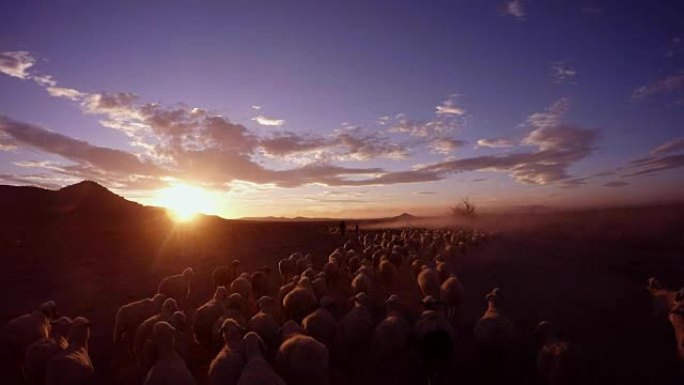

left=339, top=221, right=346, bottom=236
left=355, top=223, right=359, bottom=236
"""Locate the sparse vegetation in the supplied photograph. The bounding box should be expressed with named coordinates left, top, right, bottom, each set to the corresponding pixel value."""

left=450, top=198, right=477, bottom=218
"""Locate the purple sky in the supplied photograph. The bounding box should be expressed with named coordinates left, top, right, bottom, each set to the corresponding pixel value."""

left=1, top=1, right=683, bottom=218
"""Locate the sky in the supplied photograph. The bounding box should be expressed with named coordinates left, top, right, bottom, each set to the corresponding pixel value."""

left=1, top=0, right=683, bottom=218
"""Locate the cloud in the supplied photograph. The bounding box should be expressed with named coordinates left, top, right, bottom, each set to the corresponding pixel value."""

left=632, top=71, right=684, bottom=100
left=435, top=96, right=466, bottom=116
left=604, top=181, right=628, bottom=187
left=429, top=138, right=466, bottom=154
left=47, top=87, right=84, bottom=101
left=650, top=137, right=684, bottom=156
left=504, top=0, right=526, bottom=20
left=252, top=115, right=285, bottom=126
left=33, top=74, right=56, bottom=87
left=550, top=61, right=577, bottom=83
left=477, top=137, right=515, bottom=148
left=0, top=116, right=163, bottom=176
left=251, top=105, right=262, bottom=110
left=0, top=51, right=35, bottom=79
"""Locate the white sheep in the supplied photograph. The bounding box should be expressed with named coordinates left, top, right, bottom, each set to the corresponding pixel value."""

left=248, top=296, right=280, bottom=351
left=276, top=325, right=330, bottom=385
left=193, top=286, right=228, bottom=348
left=533, top=321, right=584, bottom=385
left=440, top=274, right=465, bottom=323
left=113, top=293, right=166, bottom=354
left=302, top=296, right=338, bottom=349
left=134, top=298, right=179, bottom=362
left=351, top=272, right=373, bottom=296
left=237, top=332, right=286, bottom=385
left=208, top=319, right=246, bottom=385
left=143, top=322, right=196, bottom=385
left=158, top=268, right=194, bottom=308
left=417, top=266, right=441, bottom=299
left=45, top=317, right=94, bottom=385
left=23, top=316, right=73, bottom=385
left=283, top=277, right=318, bottom=323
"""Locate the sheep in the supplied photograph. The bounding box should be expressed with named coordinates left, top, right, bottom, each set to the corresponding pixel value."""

left=248, top=296, right=280, bottom=352
left=225, top=293, right=248, bottom=327
left=113, top=293, right=166, bottom=354
left=473, top=288, right=516, bottom=381
left=669, top=289, right=684, bottom=366
left=231, top=274, right=253, bottom=301
left=278, top=259, right=295, bottom=284
left=134, top=298, right=179, bottom=362
left=336, top=292, right=375, bottom=373
left=143, top=322, right=196, bottom=385
left=440, top=274, right=465, bottom=323
left=276, top=325, right=330, bottom=385
left=369, top=295, right=412, bottom=383
left=647, top=277, right=679, bottom=319
left=533, top=321, right=584, bottom=385
left=351, top=272, right=373, bottom=296
left=415, top=296, right=456, bottom=384
left=3, top=300, right=58, bottom=352
left=158, top=268, right=194, bottom=308
left=213, top=260, right=241, bottom=289
left=311, top=277, right=329, bottom=301
left=283, top=277, right=318, bottom=323
left=378, top=259, right=398, bottom=294
left=302, top=296, right=338, bottom=349
left=23, top=317, right=73, bottom=385
left=45, top=317, right=94, bottom=385
left=208, top=319, right=246, bottom=385
left=417, top=266, right=441, bottom=299
left=238, top=332, right=286, bottom=385
left=193, top=286, right=228, bottom=348
left=251, top=267, right=271, bottom=300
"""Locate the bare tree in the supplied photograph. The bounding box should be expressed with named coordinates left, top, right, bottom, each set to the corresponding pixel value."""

left=450, top=198, right=477, bottom=218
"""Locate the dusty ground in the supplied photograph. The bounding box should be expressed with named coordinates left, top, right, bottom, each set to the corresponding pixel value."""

left=1, top=204, right=683, bottom=384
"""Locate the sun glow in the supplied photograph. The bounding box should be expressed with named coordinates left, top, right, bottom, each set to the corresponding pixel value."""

left=155, top=183, right=218, bottom=222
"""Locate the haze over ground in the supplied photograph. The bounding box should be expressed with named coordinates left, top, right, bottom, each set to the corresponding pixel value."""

left=1, top=1, right=684, bottom=219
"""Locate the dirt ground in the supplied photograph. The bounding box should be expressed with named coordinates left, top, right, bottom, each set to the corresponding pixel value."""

left=1, top=205, right=683, bottom=385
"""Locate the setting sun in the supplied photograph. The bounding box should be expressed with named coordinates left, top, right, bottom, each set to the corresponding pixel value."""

left=155, top=183, right=218, bottom=222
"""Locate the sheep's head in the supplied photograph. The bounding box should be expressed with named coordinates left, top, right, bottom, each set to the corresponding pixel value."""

left=261, top=265, right=272, bottom=275
left=227, top=293, right=243, bottom=309
left=68, top=317, right=91, bottom=346
left=257, top=296, right=275, bottom=313
left=281, top=320, right=304, bottom=340
left=169, top=311, right=187, bottom=331
left=231, top=260, right=241, bottom=268
left=485, top=288, right=502, bottom=306
left=219, top=318, right=245, bottom=343
left=279, top=259, right=295, bottom=277
left=50, top=316, right=74, bottom=339
left=298, top=276, right=312, bottom=288
left=243, top=331, right=267, bottom=360
left=421, top=295, right=440, bottom=311
left=39, top=300, right=58, bottom=320
left=152, top=294, right=167, bottom=311
left=533, top=320, right=557, bottom=343
left=151, top=321, right=175, bottom=349
left=647, top=277, right=661, bottom=293
left=162, top=298, right=179, bottom=315
left=214, top=286, right=228, bottom=301
left=353, top=292, right=372, bottom=308
left=182, top=267, right=195, bottom=280
left=386, top=294, right=404, bottom=313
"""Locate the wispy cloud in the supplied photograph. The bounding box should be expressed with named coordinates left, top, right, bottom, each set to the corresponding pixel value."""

left=550, top=61, right=577, bottom=84
left=477, top=137, right=515, bottom=148
left=632, top=70, right=684, bottom=100
left=252, top=115, right=285, bottom=126
left=604, top=181, right=628, bottom=187
left=622, top=137, right=684, bottom=177
left=0, top=51, right=35, bottom=79
left=504, top=0, right=526, bottom=20
left=47, top=87, right=84, bottom=101
left=435, top=96, right=466, bottom=116
left=429, top=138, right=466, bottom=154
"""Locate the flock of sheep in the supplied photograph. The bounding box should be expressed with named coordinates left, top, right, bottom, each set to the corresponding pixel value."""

left=3, top=228, right=684, bottom=385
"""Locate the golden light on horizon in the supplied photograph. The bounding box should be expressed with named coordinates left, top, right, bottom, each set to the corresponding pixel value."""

left=155, top=183, right=219, bottom=222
